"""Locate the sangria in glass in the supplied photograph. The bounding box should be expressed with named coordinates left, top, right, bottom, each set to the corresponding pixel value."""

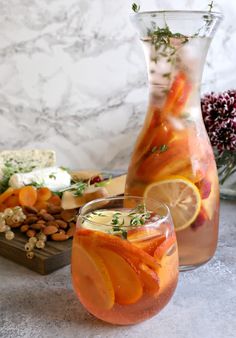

left=72, top=196, right=178, bottom=325
left=125, top=11, right=223, bottom=270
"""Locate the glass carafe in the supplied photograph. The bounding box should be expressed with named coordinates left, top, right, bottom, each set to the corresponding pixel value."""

left=125, top=11, right=223, bottom=270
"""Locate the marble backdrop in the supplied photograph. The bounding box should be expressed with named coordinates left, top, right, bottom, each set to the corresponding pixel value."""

left=0, top=0, right=235, bottom=169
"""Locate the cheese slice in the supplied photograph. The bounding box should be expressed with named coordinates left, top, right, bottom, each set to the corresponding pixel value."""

left=70, top=170, right=101, bottom=182
left=61, top=175, right=127, bottom=209
left=0, top=149, right=56, bottom=180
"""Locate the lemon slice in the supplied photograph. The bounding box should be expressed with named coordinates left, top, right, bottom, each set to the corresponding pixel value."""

left=144, top=176, right=201, bottom=231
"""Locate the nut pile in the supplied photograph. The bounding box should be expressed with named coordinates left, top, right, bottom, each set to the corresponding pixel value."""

left=0, top=204, right=77, bottom=259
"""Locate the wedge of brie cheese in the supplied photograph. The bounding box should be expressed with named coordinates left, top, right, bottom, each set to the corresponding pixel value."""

left=9, top=167, right=71, bottom=192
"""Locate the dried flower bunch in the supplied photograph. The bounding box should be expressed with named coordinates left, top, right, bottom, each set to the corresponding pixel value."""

left=201, top=90, right=236, bottom=184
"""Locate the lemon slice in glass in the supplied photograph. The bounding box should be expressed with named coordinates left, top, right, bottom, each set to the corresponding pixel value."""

left=144, top=176, right=201, bottom=231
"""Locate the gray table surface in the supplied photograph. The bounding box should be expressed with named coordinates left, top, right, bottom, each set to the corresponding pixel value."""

left=0, top=200, right=235, bottom=338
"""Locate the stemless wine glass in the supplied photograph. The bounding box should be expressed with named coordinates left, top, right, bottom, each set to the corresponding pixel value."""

left=71, top=196, right=178, bottom=325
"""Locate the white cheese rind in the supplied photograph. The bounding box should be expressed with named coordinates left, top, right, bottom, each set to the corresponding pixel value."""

left=9, top=167, right=71, bottom=192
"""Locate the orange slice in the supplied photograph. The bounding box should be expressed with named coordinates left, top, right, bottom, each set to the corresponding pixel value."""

left=98, top=247, right=143, bottom=305
left=144, top=176, right=201, bottom=231
left=72, top=242, right=114, bottom=310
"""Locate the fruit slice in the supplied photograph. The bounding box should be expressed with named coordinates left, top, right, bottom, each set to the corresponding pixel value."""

left=191, top=206, right=209, bottom=231
left=37, top=187, right=52, bottom=201
left=98, top=247, right=143, bottom=305
left=19, top=186, right=38, bottom=207
left=72, top=242, right=114, bottom=310
left=154, top=233, right=177, bottom=261
left=137, top=135, right=191, bottom=181
left=78, top=229, right=160, bottom=271
left=144, top=177, right=201, bottom=231
left=139, top=263, right=160, bottom=295
left=128, top=227, right=166, bottom=256
left=162, top=71, right=191, bottom=117
left=78, top=229, right=161, bottom=297
left=0, top=187, right=15, bottom=204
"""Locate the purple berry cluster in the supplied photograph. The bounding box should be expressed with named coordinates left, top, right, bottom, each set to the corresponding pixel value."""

left=201, top=90, right=236, bottom=153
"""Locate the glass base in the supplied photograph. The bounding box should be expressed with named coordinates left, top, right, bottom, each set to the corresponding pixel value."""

left=179, top=258, right=211, bottom=272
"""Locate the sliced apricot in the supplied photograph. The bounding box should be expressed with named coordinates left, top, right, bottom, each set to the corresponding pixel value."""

left=0, top=202, right=7, bottom=212
left=72, top=242, right=114, bottom=310
left=48, top=194, right=61, bottom=206
left=34, top=200, right=48, bottom=211
left=0, top=187, right=15, bottom=204
left=37, top=187, right=52, bottom=201
left=19, top=186, right=37, bottom=207
left=154, top=233, right=177, bottom=261
left=98, top=247, right=143, bottom=305
left=5, top=194, right=19, bottom=208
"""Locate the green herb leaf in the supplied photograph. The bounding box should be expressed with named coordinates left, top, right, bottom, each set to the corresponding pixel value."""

left=208, top=1, right=214, bottom=12
left=132, top=3, right=140, bottom=13
left=49, top=173, right=56, bottom=180
left=59, top=181, right=87, bottom=196
left=159, top=144, right=168, bottom=153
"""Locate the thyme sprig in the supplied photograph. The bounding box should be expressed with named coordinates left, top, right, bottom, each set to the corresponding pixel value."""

left=132, top=3, right=140, bottom=13
left=59, top=181, right=87, bottom=197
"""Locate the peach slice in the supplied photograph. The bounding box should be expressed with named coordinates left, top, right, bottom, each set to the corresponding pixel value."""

left=98, top=247, right=143, bottom=305
left=72, top=242, right=115, bottom=310
left=78, top=229, right=160, bottom=271
left=162, top=71, right=191, bottom=117
left=139, top=263, right=160, bottom=296
left=154, top=233, right=177, bottom=262
left=78, top=230, right=161, bottom=298
left=128, top=227, right=166, bottom=256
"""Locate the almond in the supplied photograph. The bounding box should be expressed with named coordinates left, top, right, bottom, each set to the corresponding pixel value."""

left=60, top=209, right=77, bottom=222
left=43, top=225, right=58, bottom=235
left=26, top=229, right=36, bottom=238
left=47, top=220, right=60, bottom=228
left=47, top=205, right=62, bottom=214
left=31, top=223, right=45, bottom=230
left=20, top=224, right=29, bottom=232
left=55, top=220, right=68, bottom=229
left=42, top=213, right=55, bottom=221
left=51, top=233, right=69, bottom=241
left=23, top=206, right=38, bottom=214
left=25, top=216, right=38, bottom=225
left=53, top=214, right=62, bottom=220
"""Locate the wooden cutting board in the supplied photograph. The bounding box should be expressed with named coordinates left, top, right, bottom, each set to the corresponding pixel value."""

left=0, top=231, right=72, bottom=275
left=0, top=171, right=126, bottom=275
